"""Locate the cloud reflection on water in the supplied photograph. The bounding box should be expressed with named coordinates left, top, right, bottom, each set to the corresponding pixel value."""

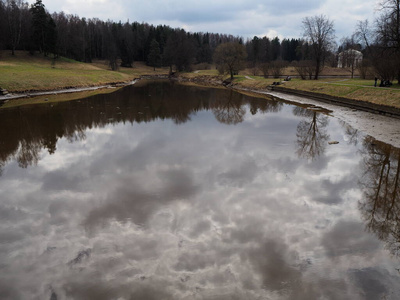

left=0, top=81, right=399, bottom=299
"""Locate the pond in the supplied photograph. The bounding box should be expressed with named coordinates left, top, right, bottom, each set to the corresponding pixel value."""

left=0, top=80, right=399, bottom=299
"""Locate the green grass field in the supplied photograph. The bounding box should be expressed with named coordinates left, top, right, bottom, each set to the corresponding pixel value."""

left=0, top=51, right=169, bottom=92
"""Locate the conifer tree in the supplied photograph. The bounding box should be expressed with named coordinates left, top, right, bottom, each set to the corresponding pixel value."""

left=30, top=0, right=47, bottom=53
left=148, top=39, right=160, bottom=70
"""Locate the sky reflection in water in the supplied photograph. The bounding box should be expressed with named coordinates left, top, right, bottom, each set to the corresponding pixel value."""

left=0, top=80, right=399, bottom=299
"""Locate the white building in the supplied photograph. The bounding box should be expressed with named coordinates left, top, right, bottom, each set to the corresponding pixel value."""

left=337, top=49, right=363, bottom=68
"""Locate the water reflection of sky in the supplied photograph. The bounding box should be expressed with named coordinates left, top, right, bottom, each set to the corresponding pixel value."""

left=0, top=81, right=399, bottom=299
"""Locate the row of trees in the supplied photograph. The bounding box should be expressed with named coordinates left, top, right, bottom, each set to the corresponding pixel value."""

left=311, top=0, right=400, bottom=82
left=217, top=1, right=400, bottom=82
left=246, top=1, right=400, bottom=82
left=355, top=0, right=400, bottom=83
left=0, top=0, right=238, bottom=69
left=0, top=0, right=399, bottom=82
left=289, top=0, right=400, bottom=82
left=0, top=0, right=315, bottom=73
left=0, top=0, right=57, bottom=56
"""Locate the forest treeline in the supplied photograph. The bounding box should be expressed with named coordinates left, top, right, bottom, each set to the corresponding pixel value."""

left=0, top=0, right=399, bottom=82
left=0, top=0, right=312, bottom=71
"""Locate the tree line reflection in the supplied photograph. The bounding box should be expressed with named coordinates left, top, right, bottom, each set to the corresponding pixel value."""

left=0, top=81, right=282, bottom=171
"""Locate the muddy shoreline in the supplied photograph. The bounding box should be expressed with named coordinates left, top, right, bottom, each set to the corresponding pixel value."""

left=0, top=74, right=176, bottom=102
left=270, top=85, right=400, bottom=119
left=0, top=80, right=140, bottom=102
left=239, top=87, right=400, bottom=149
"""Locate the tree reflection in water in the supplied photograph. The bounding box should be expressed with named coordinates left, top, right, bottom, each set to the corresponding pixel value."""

left=0, top=81, right=283, bottom=175
left=359, top=137, right=400, bottom=256
left=212, top=89, right=246, bottom=125
left=2, top=80, right=400, bottom=298
left=339, top=120, right=360, bottom=146
left=293, top=107, right=330, bottom=160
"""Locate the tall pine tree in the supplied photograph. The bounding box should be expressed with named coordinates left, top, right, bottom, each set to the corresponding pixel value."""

left=30, top=0, right=57, bottom=56
left=30, top=0, right=47, bottom=53
left=147, top=39, right=160, bottom=71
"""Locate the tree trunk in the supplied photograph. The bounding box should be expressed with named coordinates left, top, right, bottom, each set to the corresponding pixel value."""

left=314, top=60, right=320, bottom=80
left=398, top=69, right=400, bottom=84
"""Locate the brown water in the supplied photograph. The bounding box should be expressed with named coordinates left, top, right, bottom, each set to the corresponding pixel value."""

left=0, top=80, right=399, bottom=300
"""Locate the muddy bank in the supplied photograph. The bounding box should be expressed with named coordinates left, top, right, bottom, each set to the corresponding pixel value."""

left=0, top=74, right=176, bottom=103
left=270, top=85, right=400, bottom=119
left=180, top=74, right=400, bottom=148
left=234, top=86, right=400, bottom=148
left=0, top=80, right=141, bottom=103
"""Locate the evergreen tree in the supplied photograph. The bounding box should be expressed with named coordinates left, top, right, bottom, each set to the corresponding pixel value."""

left=147, top=39, right=160, bottom=70
left=271, top=37, right=281, bottom=60
left=0, top=2, right=5, bottom=50
left=30, top=0, right=48, bottom=53
left=45, top=14, right=57, bottom=56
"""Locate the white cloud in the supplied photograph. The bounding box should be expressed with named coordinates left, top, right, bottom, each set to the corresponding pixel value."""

left=26, top=0, right=379, bottom=39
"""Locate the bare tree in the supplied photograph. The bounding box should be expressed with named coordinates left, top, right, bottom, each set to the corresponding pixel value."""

left=213, top=90, right=245, bottom=125
left=302, top=15, right=335, bottom=80
left=292, top=60, right=315, bottom=80
left=260, top=62, right=271, bottom=78
left=357, top=59, right=372, bottom=79
left=359, top=138, right=400, bottom=256
left=376, top=0, right=400, bottom=82
left=338, top=35, right=362, bottom=78
left=355, top=19, right=373, bottom=51
left=213, top=42, right=247, bottom=79
left=356, top=3, right=400, bottom=83
left=377, top=0, right=400, bottom=48
left=270, top=60, right=288, bottom=78
left=294, top=108, right=330, bottom=160
left=6, top=0, right=24, bottom=55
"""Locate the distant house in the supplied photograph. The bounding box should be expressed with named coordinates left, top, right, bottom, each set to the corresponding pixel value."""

left=337, top=49, right=363, bottom=68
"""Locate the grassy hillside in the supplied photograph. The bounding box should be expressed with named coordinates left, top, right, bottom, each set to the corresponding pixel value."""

left=0, top=51, right=168, bottom=92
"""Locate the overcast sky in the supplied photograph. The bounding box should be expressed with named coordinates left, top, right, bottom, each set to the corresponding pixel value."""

left=30, top=0, right=380, bottom=40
